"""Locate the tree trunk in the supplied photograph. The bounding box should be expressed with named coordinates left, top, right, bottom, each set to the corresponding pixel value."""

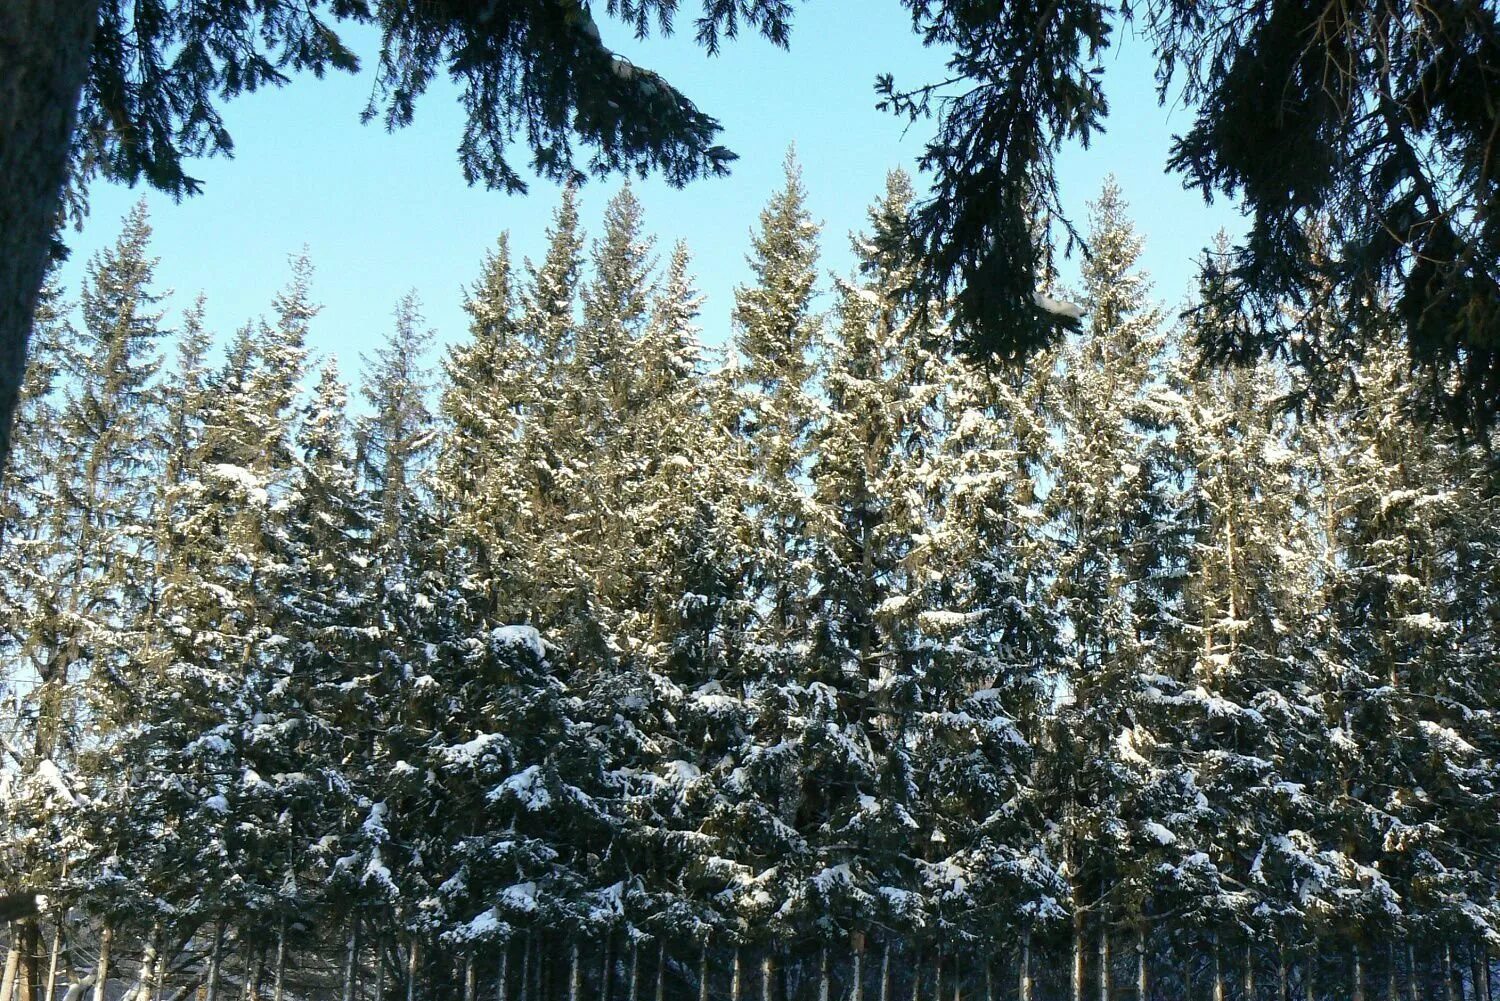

left=92, top=924, right=112, bottom=1001
left=42, top=918, right=62, bottom=1001
left=4, top=937, right=20, bottom=1001
left=1243, top=945, right=1254, bottom=1001
left=1071, top=919, right=1085, bottom=1001
left=1212, top=944, right=1225, bottom=1001
left=18, top=920, right=40, bottom=1001
left=850, top=935, right=863, bottom=1001
left=984, top=960, right=992, bottom=1001
left=951, top=954, right=960, bottom=1001
left=407, top=939, right=420, bottom=1001
left=656, top=944, right=665, bottom=1001
left=343, top=921, right=361, bottom=1001
left=130, top=927, right=160, bottom=1001
left=601, top=936, right=612, bottom=1001
left=1386, top=944, right=1396, bottom=1001
left=498, top=947, right=509, bottom=1001
left=204, top=923, right=224, bottom=1001
left=1275, top=944, right=1287, bottom=1001
left=819, top=948, right=830, bottom=1001
left=1098, top=925, right=1110, bottom=1001
left=1134, top=927, right=1147, bottom=1001
left=1352, top=946, right=1363, bottom=1001
left=732, top=950, right=741, bottom=1001
left=911, top=950, right=921, bottom=1001
left=760, top=952, right=771, bottom=1001
left=1406, top=943, right=1417, bottom=1001
left=243, top=944, right=264, bottom=1001
left=0, top=0, right=103, bottom=478
left=1304, top=947, right=1315, bottom=1001
left=1019, top=934, right=1031, bottom=1001
left=465, top=957, right=477, bottom=1001
left=520, top=940, right=531, bottom=1001
left=374, top=944, right=385, bottom=1001
left=271, top=919, right=287, bottom=1001
left=699, top=945, right=709, bottom=1001
left=1447, top=945, right=1457, bottom=1001
left=626, top=945, right=636, bottom=1001
left=880, top=945, right=890, bottom=1001
left=570, top=941, right=582, bottom=1001
left=934, top=952, right=942, bottom=1001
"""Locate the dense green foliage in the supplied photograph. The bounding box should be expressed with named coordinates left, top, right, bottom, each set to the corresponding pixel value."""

left=3, top=168, right=1499, bottom=1001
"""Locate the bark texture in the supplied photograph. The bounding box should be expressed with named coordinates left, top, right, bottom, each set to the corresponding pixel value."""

left=0, top=0, right=101, bottom=478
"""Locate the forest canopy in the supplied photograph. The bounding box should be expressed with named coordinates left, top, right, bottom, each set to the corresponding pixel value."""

left=3, top=165, right=1498, bottom=1001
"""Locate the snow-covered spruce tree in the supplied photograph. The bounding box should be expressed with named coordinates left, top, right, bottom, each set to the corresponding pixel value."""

left=1158, top=243, right=1337, bottom=999
left=0, top=270, right=81, bottom=1001
left=771, top=170, right=946, bottom=971
left=696, top=148, right=826, bottom=972
left=5, top=205, right=169, bottom=998
left=1035, top=178, right=1186, bottom=1001
left=1304, top=335, right=1498, bottom=995
left=435, top=233, right=535, bottom=624
left=730, top=148, right=822, bottom=672
left=912, top=337, right=1070, bottom=977
left=272, top=359, right=384, bottom=991
left=360, top=290, right=435, bottom=555
left=85, top=256, right=315, bottom=995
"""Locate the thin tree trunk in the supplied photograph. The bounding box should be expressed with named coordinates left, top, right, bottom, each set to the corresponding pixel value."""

left=343, top=920, right=361, bottom=1001
left=1098, top=926, right=1110, bottom=1001
left=407, top=938, right=420, bottom=1001
left=657, top=944, right=666, bottom=1001
left=819, top=948, right=830, bottom=1001
left=601, top=936, right=612, bottom=1001
left=204, top=924, right=226, bottom=1001
left=1406, top=943, right=1417, bottom=1001
left=911, top=950, right=921, bottom=1001
left=1212, top=943, right=1225, bottom=1001
left=1473, top=947, right=1486, bottom=1001
left=1244, top=945, right=1254, bottom=1001
left=243, top=944, right=264, bottom=1001
left=1276, top=944, right=1287, bottom=1001
left=1071, top=919, right=1084, bottom=1001
left=880, top=944, right=890, bottom=1001
left=131, top=928, right=160, bottom=1001
left=4, top=937, right=21, bottom=1001
left=498, top=947, right=508, bottom=1001
left=374, top=943, right=385, bottom=1001
left=1386, top=944, right=1396, bottom=1001
left=626, top=945, right=636, bottom=1001
left=520, top=939, right=531, bottom=1001
left=934, top=952, right=942, bottom=1001
left=760, top=952, right=771, bottom=1001
left=1135, top=926, right=1147, bottom=1001
left=1448, top=945, right=1457, bottom=1001
left=271, top=919, right=287, bottom=1001
left=850, top=935, right=863, bottom=1001
left=465, top=957, right=477, bottom=1001
left=951, top=954, right=960, bottom=1001
left=0, top=0, right=105, bottom=477
left=1352, top=946, right=1363, bottom=1001
left=570, top=941, right=582, bottom=1001
left=699, top=945, right=709, bottom=1001
left=1019, top=934, right=1031, bottom=1001
left=984, top=960, right=992, bottom=1001
left=731, top=950, right=741, bottom=1001
left=42, top=918, right=62, bottom=1001
left=1305, top=947, right=1315, bottom=1001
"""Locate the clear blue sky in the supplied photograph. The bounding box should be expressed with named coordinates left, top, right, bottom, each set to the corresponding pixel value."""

left=57, top=5, right=1245, bottom=374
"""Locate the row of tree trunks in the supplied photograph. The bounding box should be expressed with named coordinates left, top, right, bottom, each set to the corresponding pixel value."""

left=0, top=926, right=1494, bottom=1001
